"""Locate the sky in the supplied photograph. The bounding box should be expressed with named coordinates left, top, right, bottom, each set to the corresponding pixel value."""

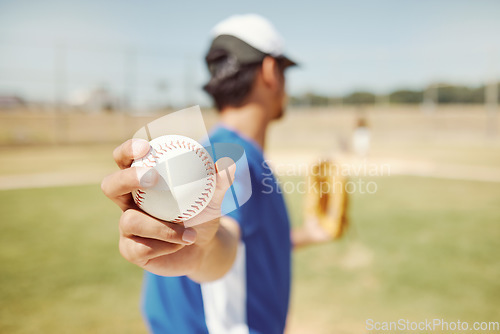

left=1, top=0, right=500, bottom=108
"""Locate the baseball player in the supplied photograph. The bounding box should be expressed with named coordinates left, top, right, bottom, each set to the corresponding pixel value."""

left=101, top=14, right=338, bottom=333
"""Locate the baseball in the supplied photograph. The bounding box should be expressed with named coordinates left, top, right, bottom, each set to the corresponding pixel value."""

left=131, top=135, right=216, bottom=222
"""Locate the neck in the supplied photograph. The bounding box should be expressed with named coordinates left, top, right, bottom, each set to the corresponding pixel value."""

left=219, top=102, right=270, bottom=149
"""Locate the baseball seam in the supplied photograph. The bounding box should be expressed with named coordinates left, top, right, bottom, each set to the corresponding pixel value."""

left=134, top=138, right=216, bottom=222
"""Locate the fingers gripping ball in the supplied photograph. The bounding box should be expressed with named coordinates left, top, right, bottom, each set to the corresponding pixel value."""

left=131, top=135, right=216, bottom=222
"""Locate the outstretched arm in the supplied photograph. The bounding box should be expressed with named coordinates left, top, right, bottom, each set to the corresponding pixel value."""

left=101, top=138, right=239, bottom=282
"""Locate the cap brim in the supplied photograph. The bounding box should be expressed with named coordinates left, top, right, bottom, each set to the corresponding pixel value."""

left=208, top=35, right=267, bottom=65
left=208, top=35, right=299, bottom=68
left=281, top=56, right=298, bottom=68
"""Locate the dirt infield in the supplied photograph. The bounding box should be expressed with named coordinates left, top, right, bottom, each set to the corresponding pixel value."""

left=1, top=149, right=499, bottom=191
left=1, top=106, right=499, bottom=189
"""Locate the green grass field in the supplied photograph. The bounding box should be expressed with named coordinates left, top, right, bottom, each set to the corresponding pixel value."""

left=0, top=184, right=145, bottom=333
left=1, top=176, right=499, bottom=333
left=286, top=176, right=500, bottom=333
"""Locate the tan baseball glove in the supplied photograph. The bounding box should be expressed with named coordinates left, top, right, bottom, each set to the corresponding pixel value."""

left=304, top=159, right=349, bottom=239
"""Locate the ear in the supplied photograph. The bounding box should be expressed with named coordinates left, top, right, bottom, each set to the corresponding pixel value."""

left=261, top=56, right=281, bottom=89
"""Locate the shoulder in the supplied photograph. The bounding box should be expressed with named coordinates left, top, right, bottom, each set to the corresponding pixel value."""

left=209, top=125, right=246, bottom=149
left=209, top=125, right=263, bottom=166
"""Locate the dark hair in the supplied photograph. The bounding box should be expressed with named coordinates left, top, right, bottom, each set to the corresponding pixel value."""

left=203, top=49, right=262, bottom=111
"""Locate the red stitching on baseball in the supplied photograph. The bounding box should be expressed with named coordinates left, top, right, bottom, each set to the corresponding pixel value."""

left=134, top=191, right=144, bottom=205
left=133, top=136, right=218, bottom=221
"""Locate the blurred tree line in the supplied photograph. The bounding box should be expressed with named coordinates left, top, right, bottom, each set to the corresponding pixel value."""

left=289, top=83, right=500, bottom=106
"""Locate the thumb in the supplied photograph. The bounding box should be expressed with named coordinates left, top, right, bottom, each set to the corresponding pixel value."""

left=183, top=157, right=236, bottom=228
left=211, top=157, right=236, bottom=205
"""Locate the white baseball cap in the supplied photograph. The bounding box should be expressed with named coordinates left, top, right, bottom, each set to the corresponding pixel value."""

left=205, top=14, right=297, bottom=78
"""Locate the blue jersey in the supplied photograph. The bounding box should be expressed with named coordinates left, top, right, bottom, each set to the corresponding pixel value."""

left=141, top=125, right=292, bottom=333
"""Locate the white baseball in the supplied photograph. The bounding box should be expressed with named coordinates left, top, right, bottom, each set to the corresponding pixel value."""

left=131, top=135, right=216, bottom=222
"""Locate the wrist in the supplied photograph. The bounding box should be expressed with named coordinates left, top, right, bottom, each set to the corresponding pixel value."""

left=186, top=219, right=221, bottom=280
left=187, top=217, right=239, bottom=283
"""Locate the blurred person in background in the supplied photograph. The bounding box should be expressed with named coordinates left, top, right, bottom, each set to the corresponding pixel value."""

left=353, top=113, right=371, bottom=158
left=102, top=14, right=335, bottom=333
